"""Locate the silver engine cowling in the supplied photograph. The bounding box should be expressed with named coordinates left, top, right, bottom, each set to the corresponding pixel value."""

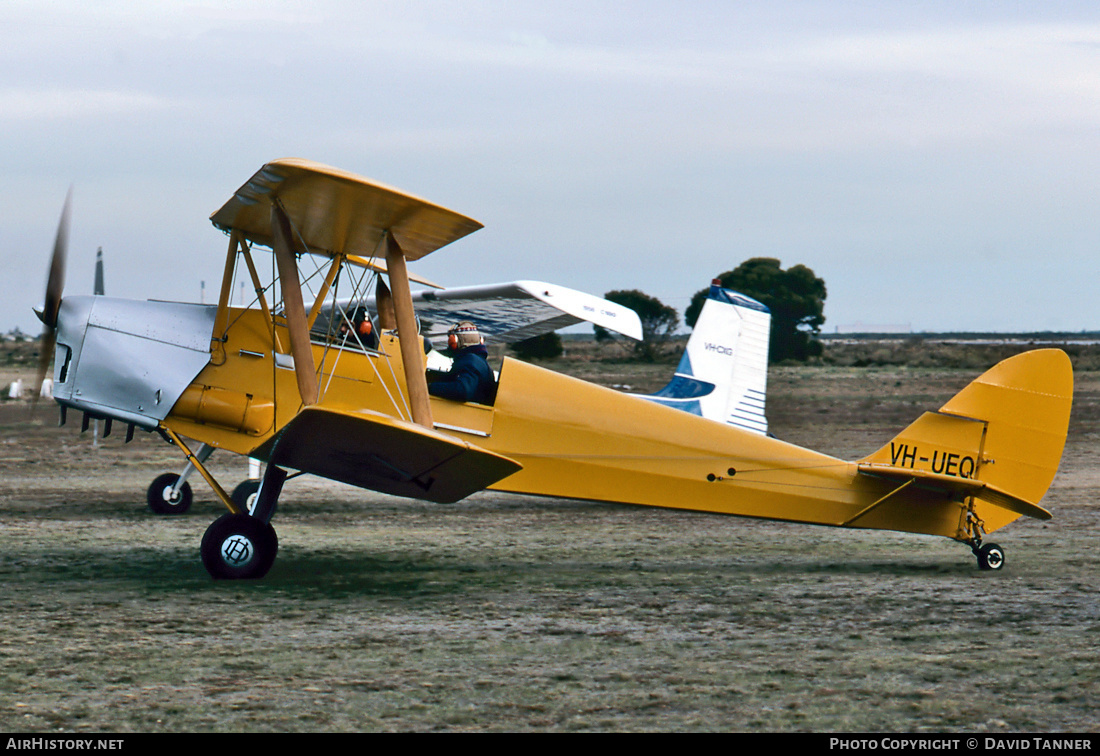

left=52, top=296, right=216, bottom=429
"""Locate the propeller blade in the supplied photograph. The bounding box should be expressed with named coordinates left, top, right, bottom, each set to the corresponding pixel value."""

left=33, top=189, right=71, bottom=409
left=42, top=187, right=72, bottom=329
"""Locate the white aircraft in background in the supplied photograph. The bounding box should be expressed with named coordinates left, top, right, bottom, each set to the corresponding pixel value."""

left=641, top=281, right=771, bottom=436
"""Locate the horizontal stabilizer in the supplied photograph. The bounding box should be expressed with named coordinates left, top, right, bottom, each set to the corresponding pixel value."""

left=857, top=463, right=1053, bottom=521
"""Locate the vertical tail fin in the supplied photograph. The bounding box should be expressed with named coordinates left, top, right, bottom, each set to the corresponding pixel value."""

left=642, top=281, right=771, bottom=434
left=858, top=349, right=1073, bottom=532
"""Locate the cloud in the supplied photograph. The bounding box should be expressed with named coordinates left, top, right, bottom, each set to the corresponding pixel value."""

left=0, top=88, right=176, bottom=122
left=3, top=3, right=1099, bottom=332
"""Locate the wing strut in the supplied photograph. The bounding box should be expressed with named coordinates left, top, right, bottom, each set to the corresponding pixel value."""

left=384, top=230, right=433, bottom=429
left=271, top=202, right=320, bottom=407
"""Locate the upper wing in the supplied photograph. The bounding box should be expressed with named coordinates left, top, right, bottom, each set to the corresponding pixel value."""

left=345, top=254, right=443, bottom=289
left=408, top=280, right=644, bottom=346
left=210, top=158, right=482, bottom=261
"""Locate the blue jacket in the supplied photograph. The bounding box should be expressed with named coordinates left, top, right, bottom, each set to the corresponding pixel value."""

left=428, top=345, right=495, bottom=404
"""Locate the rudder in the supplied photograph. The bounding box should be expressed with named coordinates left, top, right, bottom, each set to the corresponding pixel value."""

left=860, top=349, right=1073, bottom=530
left=938, top=348, right=1073, bottom=505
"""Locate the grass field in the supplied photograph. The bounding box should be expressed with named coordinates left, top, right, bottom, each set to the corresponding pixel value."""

left=0, top=340, right=1096, bottom=732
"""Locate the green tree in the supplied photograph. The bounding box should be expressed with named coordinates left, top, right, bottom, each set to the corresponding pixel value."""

left=510, top=332, right=564, bottom=360
left=594, top=289, right=679, bottom=362
left=685, top=258, right=826, bottom=362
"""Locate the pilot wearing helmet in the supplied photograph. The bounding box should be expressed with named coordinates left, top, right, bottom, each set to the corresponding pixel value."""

left=427, top=321, right=495, bottom=404
left=339, top=305, right=377, bottom=349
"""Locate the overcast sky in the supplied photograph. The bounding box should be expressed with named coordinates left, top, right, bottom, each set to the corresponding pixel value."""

left=4, top=1, right=1099, bottom=335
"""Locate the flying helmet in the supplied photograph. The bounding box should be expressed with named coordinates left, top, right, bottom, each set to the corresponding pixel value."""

left=447, top=321, right=482, bottom=350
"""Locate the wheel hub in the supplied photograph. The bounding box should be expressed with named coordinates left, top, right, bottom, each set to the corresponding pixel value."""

left=220, top=534, right=255, bottom=567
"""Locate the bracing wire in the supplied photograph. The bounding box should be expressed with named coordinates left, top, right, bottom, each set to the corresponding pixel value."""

left=243, top=206, right=418, bottom=423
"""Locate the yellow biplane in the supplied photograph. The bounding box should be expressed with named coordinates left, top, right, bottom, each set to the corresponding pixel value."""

left=36, top=159, right=1073, bottom=579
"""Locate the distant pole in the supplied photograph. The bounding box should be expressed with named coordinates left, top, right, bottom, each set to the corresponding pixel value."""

left=94, top=247, right=105, bottom=295
left=89, top=248, right=103, bottom=448
left=200, top=280, right=205, bottom=304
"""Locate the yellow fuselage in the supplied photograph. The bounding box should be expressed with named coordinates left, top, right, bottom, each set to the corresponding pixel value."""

left=163, top=310, right=1005, bottom=543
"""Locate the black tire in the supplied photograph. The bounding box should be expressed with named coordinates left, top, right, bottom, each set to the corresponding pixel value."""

left=200, top=514, right=279, bottom=580
left=147, top=473, right=192, bottom=515
left=231, top=479, right=262, bottom=515
left=977, top=543, right=1006, bottom=571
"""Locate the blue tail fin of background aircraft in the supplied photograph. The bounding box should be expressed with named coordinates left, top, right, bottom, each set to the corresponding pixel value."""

left=641, top=281, right=771, bottom=435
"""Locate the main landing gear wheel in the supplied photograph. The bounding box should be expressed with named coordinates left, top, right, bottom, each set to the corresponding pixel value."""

left=230, top=479, right=261, bottom=515
left=200, top=514, right=278, bottom=580
left=976, top=542, right=1006, bottom=571
left=147, top=473, right=192, bottom=515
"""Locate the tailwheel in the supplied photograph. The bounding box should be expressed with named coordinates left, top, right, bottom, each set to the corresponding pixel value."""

left=200, top=513, right=278, bottom=580
left=147, top=472, right=192, bottom=515
left=230, top=479, right=261, bottom=515
left=976, top=542, right=1006, bottom=571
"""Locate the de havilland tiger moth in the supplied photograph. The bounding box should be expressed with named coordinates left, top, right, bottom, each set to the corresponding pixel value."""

left=33, top=159, right=1073, bottom=579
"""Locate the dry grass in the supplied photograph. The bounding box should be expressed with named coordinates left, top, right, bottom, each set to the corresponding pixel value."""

left=0, top=342, right=1097, bottom=732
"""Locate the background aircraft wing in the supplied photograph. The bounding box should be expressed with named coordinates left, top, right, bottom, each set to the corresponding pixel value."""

left=408, top=280, right=644, bottom=346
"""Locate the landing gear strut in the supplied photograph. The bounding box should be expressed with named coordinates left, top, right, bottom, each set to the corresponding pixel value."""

left=154, top=428, right=283, bottom=579
left=964, top=507, right=1006, bottom=571
left=200, top=461, right=286, bottom=578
